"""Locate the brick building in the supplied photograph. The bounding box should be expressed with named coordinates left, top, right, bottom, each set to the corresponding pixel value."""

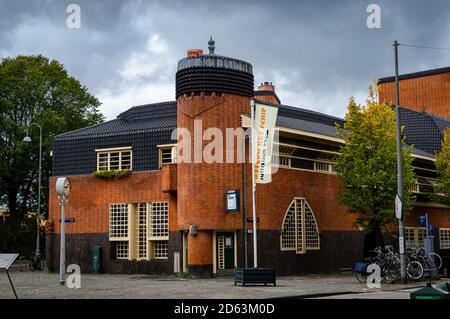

left=378, top=67, right=450, bottom=119
left=46, top=45, right=450, bottom=277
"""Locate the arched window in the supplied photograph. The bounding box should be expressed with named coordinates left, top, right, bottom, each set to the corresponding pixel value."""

left=280, top=198, right=320, bottom=254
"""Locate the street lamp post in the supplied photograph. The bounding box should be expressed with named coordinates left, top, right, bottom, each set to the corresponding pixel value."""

left=23, top=123, right=43, bottom=262
left=394, top=40, right=407, bottom=281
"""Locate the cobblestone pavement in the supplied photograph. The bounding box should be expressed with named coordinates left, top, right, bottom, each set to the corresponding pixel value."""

left=2, top=269, right=447, bottom=299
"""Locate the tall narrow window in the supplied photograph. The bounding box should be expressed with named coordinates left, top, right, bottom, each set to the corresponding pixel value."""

left=149, top=202, right=169, bottom=259
left=149, top=202, right=169, bottom=239
left=136, top=203, right=148, bottom=260
left=280, top=198, right=320, bottom=254
left=109, top=204, right=129, bottom=240
left=440, top=228, right=450, bottom=249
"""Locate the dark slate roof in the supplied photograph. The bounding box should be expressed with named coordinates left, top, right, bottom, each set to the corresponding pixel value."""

left=56, top=98, right=449, bottom=158
left=254, top=99, right=343, bottom=138
left=399, top=107, right=450, bottom=155
left=276, top=115, right=339, bottom=138
left=257, top=100, right=449, bottom=156
left=378, top=66, right=450, bottom=83
left=55, top=101, right=177, bottom=141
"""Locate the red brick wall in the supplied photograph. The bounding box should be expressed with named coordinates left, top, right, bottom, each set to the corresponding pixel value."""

left=188, top=231, right=212, bottom=265
left=255, top=167, right=354, bottom=231
left=378, top=73, right=450, bottom=119
left=47, top=171, right=177, bottom=234
left=406, top=205, right=450, bottom=228
left=176, top=93, right=251, bottom=231
left=254, top=94, right=279, bottom=105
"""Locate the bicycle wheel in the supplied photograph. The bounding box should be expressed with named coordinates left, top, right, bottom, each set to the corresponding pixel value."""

left=355, top=270, right=367, bottom=283
left=407, top=261, right=423, bottom=280
left=385, top=260, right=400, bottom=282
left=428, top=253, right=442, bottom=270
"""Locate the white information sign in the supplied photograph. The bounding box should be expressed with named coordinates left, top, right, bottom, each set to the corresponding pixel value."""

left=0, top=254, right=19, bottom=270
left=399, top=237, right=404, bottom=254
left=395, top=194, right=402, bottom=220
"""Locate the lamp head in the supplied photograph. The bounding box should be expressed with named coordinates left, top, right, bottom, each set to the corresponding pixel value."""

left=23, top=136, right=32, bottom=143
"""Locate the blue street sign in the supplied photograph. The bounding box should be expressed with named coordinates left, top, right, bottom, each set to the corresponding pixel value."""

left=428, top=225, right=434, bottom=237
left=419, top=215, right=427, bottom=227
left=59, top=218, right=75, bottom=223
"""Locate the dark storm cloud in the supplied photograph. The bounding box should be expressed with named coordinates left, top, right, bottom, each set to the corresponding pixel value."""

left=1, top=0, right=450, bottom=119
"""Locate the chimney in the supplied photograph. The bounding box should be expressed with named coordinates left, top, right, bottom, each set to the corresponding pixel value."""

left=255, top=82, right=280, bottom=104
left=187, top=49, right=204, bottom=57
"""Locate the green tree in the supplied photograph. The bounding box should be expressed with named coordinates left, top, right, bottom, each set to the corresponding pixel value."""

left=335, top=89, right=416, bottom=254
left=0, top=55, right=104, bottom=222
left=435, top=129, right=450, bottom=209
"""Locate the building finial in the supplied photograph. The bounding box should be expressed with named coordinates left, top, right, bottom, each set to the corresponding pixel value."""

left=208, top=35, right=215, bottom=55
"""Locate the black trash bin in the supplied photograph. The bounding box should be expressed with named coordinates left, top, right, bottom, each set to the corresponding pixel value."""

left=443, top=256, right=450, bottom=278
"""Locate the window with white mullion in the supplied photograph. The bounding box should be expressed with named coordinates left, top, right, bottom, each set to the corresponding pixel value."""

left=96, top=148, right=132, bottom=171
left=158, top=145, right=177, bottom=168
left=281, top=198, right=320, bottom=254
left=136, top=203, right=148, bottom=260
left=149, top=202, right=169, bottom=240
left=116, top=241, right=129, bottom=259
left=405, top=227, right=427, bottom=250
left=152, top=241, right=169, bottom=259
left=109, top=204, right=129, bottom=240
left=440, top=228, right=450, bottom=249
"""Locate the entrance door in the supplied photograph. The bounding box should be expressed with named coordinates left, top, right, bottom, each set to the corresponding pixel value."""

left=216, top=232, right=235, bottom=276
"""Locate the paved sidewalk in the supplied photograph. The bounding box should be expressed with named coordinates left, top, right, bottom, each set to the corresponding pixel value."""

left=2, top=270, right=446, bottom=299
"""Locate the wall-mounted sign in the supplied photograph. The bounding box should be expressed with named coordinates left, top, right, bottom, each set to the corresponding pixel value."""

left=419, top=215, right=427, bottom=227
left=246, top=217, right=260, bottom=223
left=59, top=218, right=75, bottom=223
left=226, top=190, right=240, bottom=213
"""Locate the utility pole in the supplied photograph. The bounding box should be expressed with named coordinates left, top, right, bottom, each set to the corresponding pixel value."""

left=23, top=123, right=43, bottom=263
left=59, top=197, right=66, bottom=285
left=250, top=99, right=258, bottom=268
left=242, top=135, right=248, bottom=269
left=394, top=40, right=406, bottom=281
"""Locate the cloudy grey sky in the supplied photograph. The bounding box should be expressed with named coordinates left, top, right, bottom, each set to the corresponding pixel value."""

left=1, top=0, right=450, bottom=119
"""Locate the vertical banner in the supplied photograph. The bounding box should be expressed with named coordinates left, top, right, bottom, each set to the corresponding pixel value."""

left=253, top=102, right=279, bottom=184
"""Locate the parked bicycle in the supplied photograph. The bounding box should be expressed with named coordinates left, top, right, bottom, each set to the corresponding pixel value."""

left=29, top=253, right=44, bottom=271
left=355, top=245, right=433, bottom=283
left=407, top=247, right=442, bottom=279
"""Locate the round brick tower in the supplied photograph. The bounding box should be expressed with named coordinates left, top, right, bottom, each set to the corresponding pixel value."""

left=176, top=43, right=254, bottom=276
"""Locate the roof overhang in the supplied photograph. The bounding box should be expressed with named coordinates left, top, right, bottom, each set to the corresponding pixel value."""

left=241, top=114, right=436, bottom=162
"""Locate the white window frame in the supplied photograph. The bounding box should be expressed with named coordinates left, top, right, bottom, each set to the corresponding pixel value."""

left=109, top=201, right=169, bottom=261
left=96, top=147, right=133, bottom=171
left=405, top=227, right=427, bottom=250
left=158, top=144, right=177, bottom=169
left=109, top=204, right=129, bottom=241
left=115, top=241, right=129, bottom=260
left=280, top=198, right=320, bottom=254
